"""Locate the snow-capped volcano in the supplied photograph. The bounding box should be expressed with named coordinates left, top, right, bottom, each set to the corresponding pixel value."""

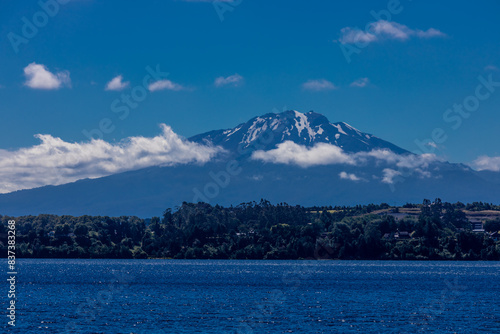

left=1, top=109, right=499, bottom=217
left=189, top=110, right=408, bottom=155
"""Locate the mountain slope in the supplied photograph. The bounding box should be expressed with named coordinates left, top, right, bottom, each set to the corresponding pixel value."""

left=0, top=110, right=498, bottom=217
left=189, top=110, right=409, bottom=155
left=0, top=159, right=498, bottom=217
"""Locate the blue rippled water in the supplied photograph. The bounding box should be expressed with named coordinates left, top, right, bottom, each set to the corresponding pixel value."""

left=3, top=260, right=500, bottom=333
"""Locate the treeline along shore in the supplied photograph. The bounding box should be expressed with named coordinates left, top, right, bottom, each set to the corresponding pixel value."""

left=2, top=199, right=500, bottom=260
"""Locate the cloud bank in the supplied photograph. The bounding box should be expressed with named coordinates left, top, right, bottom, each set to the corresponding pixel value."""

left=23, top=63, right=71, bottom=90
left=471, top=156, right=500, bottom=172
left=251, top=141, right=440, bottom=183
left=338, top=20, right=446, bottom=44
left=0, top=125, right=224, bottom=193
left=251, top=141, right=355, bottom=167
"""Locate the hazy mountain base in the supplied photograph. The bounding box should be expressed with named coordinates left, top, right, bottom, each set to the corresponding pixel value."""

left=2, top=200, right=500, bottom=260
left=0, top=159, right=498, bottom=218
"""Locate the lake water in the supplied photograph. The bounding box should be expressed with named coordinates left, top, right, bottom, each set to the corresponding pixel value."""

left=4, top=260, right=500, bottom=333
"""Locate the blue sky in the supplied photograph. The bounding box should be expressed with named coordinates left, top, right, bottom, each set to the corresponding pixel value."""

left=1, top=0, right=499, bottom=169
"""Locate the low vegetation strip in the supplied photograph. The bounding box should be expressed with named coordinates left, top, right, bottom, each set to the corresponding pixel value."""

left=1, top=199, right=500, bottom=260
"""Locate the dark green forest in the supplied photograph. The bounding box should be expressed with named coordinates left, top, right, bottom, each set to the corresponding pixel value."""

left=2, top=199, right=500, bottom=260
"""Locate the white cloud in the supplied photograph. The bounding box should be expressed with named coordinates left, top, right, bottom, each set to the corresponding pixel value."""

left=350, top=77, right=369, bottom=88
left=381, top=168, right=402, bottom=184
left=414, top=28, right=446, bottom=39
left=0, top=125, right=224, bottom=194
left=252, top=141, right=355, bottom=167
left=338, top=28, right=377, bottom=44
left=105, top=75, right=130, bottom=91
left=371, top=21, right=411, bottom=40
left=148, top=79, right=186, bottom=92
left=338, top=20, right=446, bottom=44
left=251, top=143, right=439, bottom=183
left=23, top=62, right=71, bottom=90
left=302, top=79, right=337, bottom=91
left=252, top=143, right=440, bottom=170
left=214, top=74, right=244, bottom=87
left=339, top=171, right=360, bottom=181
left=425, top=141, right=438, bottom=149
left=471, top=156, right=500, bottom=172
left=358, top=149, right=440, bottom=169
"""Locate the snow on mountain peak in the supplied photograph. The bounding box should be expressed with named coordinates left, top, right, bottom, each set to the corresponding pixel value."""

left=188, top=110, right=409, bottom=155
left=293, top=110, right=316, bottom=141
left=340, top=122, right=363, bottom=136
left=332, top=123, right=347, bottom=135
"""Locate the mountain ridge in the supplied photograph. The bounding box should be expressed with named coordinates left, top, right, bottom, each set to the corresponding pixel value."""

left=189, top=110, right=409, bottom=156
